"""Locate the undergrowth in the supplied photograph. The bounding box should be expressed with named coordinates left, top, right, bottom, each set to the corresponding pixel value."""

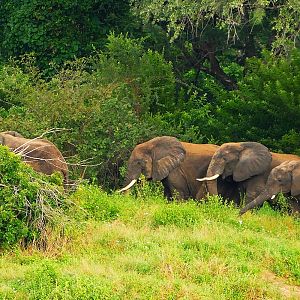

left=0, top=182, right=299, bottom=299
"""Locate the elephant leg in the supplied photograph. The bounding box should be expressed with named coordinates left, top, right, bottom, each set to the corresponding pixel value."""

left=244, top=176, right=267, bottom=205
left=161, top=178, right=173, bottom=201
left=218, top=179, right=240, bottom=205
left=195, top=183, right=208, bottom=201
left=288, top=198, right=300, bottom=215
left=166, top=170, right=190, bottom=200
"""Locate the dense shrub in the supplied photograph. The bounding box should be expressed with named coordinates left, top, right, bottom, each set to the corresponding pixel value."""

left=0, top=145, right=68, bottom=249
left=162, top=49, right=300, bottom=154
left=210, top=50, right=300, bottom=153
left=0, top=0, right=135, bottom=73
left=0, top=63, right=35, bottom=109
left=0, top=34, right=175, bottom=188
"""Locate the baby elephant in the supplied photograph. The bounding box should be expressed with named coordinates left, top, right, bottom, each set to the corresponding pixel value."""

left=240, top=160, right=300, bottom=215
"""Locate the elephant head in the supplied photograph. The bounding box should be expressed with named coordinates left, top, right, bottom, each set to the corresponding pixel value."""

left=240, top=160, right=300, bottom=215
left=197, top=142, right=272, bottom=196
left=119, top=136, right=186, bottom=192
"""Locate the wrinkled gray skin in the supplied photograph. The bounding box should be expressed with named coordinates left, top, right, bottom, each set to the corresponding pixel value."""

left=0, top=131, right=68, bottom=183
left=121, top=136, right=239, bottom=201
left=202, top=142, right=272, bottom=204
left=240, top=160, right=300, bottom=215
left=200, top=141, right=300, bottom=206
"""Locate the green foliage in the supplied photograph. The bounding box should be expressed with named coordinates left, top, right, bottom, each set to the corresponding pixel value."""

left=210, top=49, right=300, bottom=152
left=152, top=202, right=203, bottom=227
left=0, top=0, right=135, bottom=73
left=0, top=34, right=175, bottom=187
left=0, top=145, right=67, bottom=249
left=0, top=63, right=34, bottom=109
left=70, top=185, right=120, bottom=221
left=94, top=33, right=176, bottom=114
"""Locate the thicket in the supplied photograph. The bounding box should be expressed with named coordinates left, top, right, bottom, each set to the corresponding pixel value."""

left=0, top=34, right=176, bottom=188
left=0, top=35, right=299, bottom=188
left=0, top=0, right=135, bottom=74
left=0, top=1, right=299, bottom=188
left=0, top=145, right=69, bottom=249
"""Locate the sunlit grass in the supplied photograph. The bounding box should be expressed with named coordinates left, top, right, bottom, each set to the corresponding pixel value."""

left=0, top=185, right=299, bottom=299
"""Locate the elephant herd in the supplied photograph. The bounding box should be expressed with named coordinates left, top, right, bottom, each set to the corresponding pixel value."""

left=119, top=136, right=300, bottom=215
left=1, top=131, right=299, bottom=215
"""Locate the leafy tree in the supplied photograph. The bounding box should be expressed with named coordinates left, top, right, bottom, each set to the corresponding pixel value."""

left=206, top=50, right=300, bottom=153
left=0, top=0, right=136, bottom=73
left=131, top=0, right=300, bottom=91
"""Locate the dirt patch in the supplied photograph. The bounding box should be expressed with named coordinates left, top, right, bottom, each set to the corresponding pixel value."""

left=262, top=270, right=300, bottom=299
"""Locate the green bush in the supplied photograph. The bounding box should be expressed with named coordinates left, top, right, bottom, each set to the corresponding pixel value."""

left=0, top=63, right=35, bottom=109
left=210, top=50, right=300, bottom=152
left=70, top=185, right=120, bottom=221
left=0, top=145, right=67, bottom=249
left=0, top=34, right=175, bottom=188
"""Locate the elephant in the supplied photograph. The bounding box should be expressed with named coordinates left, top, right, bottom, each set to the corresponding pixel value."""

left=240, top=160, right=300, bottom=215
left=119, top=136, right=239, bottom=201
left=197, top=142, right=300, bottom=205
left=0, top=131, right=68, bottom=183
left=196, top=142, right=272, bottom=204
left=1, top=130, right=24, bottom=137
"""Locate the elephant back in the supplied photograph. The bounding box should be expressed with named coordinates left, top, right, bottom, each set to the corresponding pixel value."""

left=271, top=152, right=300, bottom=169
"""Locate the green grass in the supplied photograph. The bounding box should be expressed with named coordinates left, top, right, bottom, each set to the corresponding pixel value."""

left=0, top=185, right=300, bottom=299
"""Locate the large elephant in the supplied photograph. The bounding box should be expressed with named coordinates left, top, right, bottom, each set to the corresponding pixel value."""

left=240, top=160, right=300, bottom=215
left=197, top=142, right=272, bottom=203
left=0, top=131, right=68, bottom=183
left=119, top=136, right=239, bottom=201
left=197, top=142, right=300, bottom=205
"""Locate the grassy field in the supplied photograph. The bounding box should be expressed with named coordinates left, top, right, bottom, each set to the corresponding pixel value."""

left=0, top=185, right=300, bottom=299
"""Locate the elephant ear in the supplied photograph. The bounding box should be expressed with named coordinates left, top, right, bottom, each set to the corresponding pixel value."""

left=152, top=136, right=186, bottom=181
left=291, top=163, right=300, bottom=196
left=233, top=142, right=272, bottom=182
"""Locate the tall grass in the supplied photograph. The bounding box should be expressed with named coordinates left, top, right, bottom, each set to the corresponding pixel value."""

left=0, top=184, right=299, bottom=299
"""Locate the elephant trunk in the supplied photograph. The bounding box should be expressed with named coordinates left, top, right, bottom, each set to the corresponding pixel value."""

left=239, top=191, right=270, bottom=215
left=205, top=158, right=225, bottom=196
left=206, top=178, right=218, bottom=196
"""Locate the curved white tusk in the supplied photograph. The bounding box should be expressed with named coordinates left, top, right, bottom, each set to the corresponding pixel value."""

left=271, top=194, right=276, bottom=200
left=196, top=174, right=220, bottom=182
left=118, top=179, right=137, bottom=192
